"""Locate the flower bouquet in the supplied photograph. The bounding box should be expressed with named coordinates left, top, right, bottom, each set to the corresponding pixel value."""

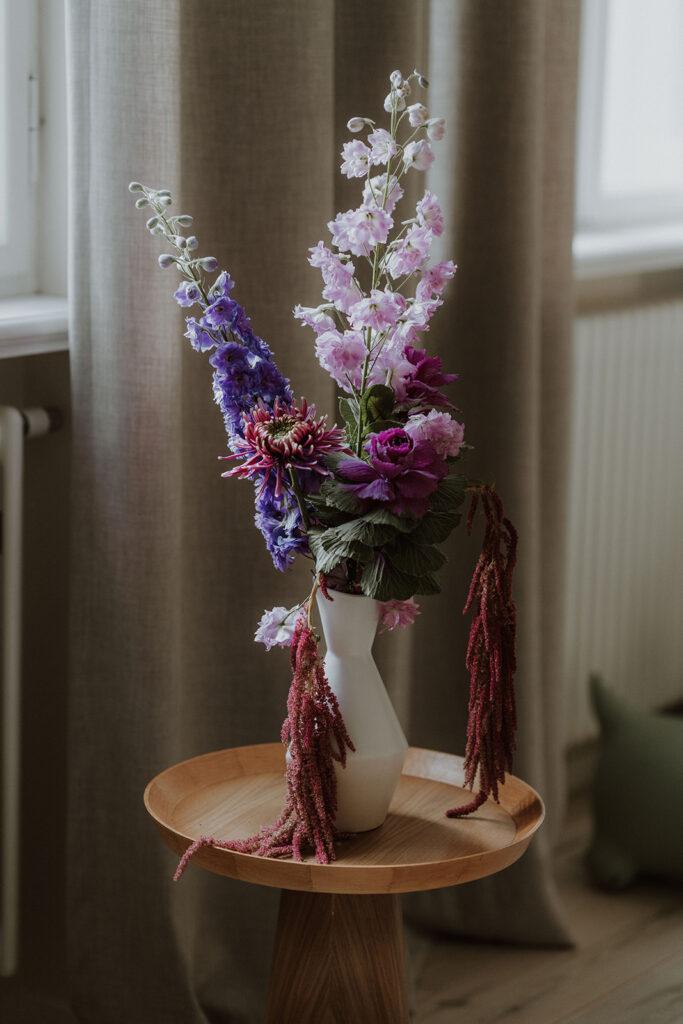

left=129, top=69, right=517, bottom=872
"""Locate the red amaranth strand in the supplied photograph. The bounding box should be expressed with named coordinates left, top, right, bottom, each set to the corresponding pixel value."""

left=447, top=485, right=518, bottom=818
left=174, top=610, right=354, bottom=880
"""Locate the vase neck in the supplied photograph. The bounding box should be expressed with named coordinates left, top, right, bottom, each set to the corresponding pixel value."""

left=316, top=591, right=379, bottom=656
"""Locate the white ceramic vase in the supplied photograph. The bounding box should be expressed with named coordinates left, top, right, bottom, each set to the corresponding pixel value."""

left=316, top=590, right=408, bottom=832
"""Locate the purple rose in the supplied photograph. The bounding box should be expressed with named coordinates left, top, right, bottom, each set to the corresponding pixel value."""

left=337, top=427, right=447, bottom=518
left=401, top=345, right=458, bottom=408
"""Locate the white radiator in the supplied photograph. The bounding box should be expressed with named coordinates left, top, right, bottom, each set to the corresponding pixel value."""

left=563, top=300, right=683, bottom=746
left=0, top=406, right=58, bottom=977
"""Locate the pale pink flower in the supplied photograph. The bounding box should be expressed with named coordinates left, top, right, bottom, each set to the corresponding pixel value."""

left=416, top=260, right=457, bottom=300
left=340, top=139, right=371, bottom=178
left=416, top=191, right=444, bottom=236
left=386, top=225, right=433, bottom=279
left=380, top=598, right=420, bottom=631
left=426, top=117, right=446, bottom=141
left=293, top=304, right=336, bottom=335
left=363, top=174, right=404, bottom=215
left=392, top=297, right=442, bottom=345
left=315, top=329, right=366, bottom=391
left=368, top=334, right=414, bottom=387
left=328, top=205, right=392, bottom=258
left=368, top=128, right=398, bottom=165
left=349, top=289, right=406, bottom=332
left=255, top=605, right=300, bottom=649
left=404, top=409, right=464, bottom=458
left=403, top=139, right=434, bottom=172
left=384, top=90, right=406, bottom=113
left=407, top=103, right=428, bottom=127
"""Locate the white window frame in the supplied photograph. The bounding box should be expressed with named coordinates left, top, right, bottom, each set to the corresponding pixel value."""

left=0, top=0, right=38, bottom=298
left=574, top=0, right=683, bottom=278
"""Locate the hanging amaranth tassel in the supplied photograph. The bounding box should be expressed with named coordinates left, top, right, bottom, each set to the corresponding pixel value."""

left=447, top=485, right=518, bottom=818
left=174, top=601, right=354, bottom=879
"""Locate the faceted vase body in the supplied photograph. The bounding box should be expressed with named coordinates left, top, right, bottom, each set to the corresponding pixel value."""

left=317, top=590, right=408, bottom=832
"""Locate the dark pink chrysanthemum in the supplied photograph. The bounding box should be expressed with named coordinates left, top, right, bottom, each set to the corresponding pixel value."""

left=221, top=398, right=346, bottom=497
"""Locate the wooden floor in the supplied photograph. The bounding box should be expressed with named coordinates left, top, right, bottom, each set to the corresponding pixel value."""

left=411, top=801, right=683, bottom=1023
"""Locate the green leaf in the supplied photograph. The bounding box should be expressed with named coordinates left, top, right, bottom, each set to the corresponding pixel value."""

left=409, top=511, right=461, bottom=545
left=320, top=516, right=396, bottom=551
left=361, top=507, right=416, bottom=533
left=338, top=396, right=359, bottom=435
left=360, top=557, right=440, bottom=601
left=314, top=480, right=365, bottom=515
left=384, top=538, right=446, bottom=575
left=429, top=475, right=467, bottom=514
left=361, top=384, right=395, bottom=427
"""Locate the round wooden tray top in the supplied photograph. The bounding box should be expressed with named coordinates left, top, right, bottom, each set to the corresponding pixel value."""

left=144, top=743, right=544, bottom=895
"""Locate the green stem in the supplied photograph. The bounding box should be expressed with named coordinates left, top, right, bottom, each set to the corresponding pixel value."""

left=288, top=467, right=310, bottom=532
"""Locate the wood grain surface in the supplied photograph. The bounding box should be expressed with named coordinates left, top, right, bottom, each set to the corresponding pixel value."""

left=144, top=744, right=544, bottom=894
left=265, top=891, right=409, bottom=1023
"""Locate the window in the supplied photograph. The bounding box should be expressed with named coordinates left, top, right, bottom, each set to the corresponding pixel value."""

left=0, top=0, right=38, bottom=297
left=575, top=0, right=683, bottom=276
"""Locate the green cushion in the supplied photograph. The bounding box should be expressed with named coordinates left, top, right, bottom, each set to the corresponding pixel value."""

left=587, top=676, right=683, bottom=890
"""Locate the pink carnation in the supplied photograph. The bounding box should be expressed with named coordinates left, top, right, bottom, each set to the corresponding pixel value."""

left=380, top=598, right=420, bottom=631
left=404, top=409, right=464, bottom=458
left=340, top=139, right=371, bottom=178
left=416, top=191, right=444, bottom=236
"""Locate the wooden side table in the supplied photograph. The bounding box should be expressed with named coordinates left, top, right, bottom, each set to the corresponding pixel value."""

left=144, top=744, right=544, bottom=1023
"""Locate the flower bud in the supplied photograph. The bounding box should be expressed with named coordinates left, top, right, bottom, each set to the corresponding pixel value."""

left=407, top=103, right=428, bottom=127
left=158, top=254, right=176, bottom=269
left=175, top=214, right=193, bottom=226
left=151, top=225, right=165, bottom=236
left=176, top=237, right=187, bottom=248
left=134, top=197, right=149, bottom=209
left=426, top=117, right=446, bottom=141
left=157, top=195, right=172, bottom=207
left=399, top=80, right=411, bottom=98
left=128, top=181, right=144, bottom=193
left=389, top=70, right=403, bottom=87
left=198, top=257, right=218, bottom=271
left=146, top=216, right=160, bottom=230
left=155, top=189, right=172, bottom=198
left=346, top=117, right=366, bottom=133
left=414, top=69, right=429, bottom=88
left=384, top=90, right=406, bottom=113
left=186, top=235, right=199, bottom=251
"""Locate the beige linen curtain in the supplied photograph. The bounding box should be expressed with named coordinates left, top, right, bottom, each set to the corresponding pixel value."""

left=67, top=1, right=579, bottom=1020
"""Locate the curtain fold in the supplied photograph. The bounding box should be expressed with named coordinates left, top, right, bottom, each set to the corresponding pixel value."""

left=66, top=2, right=579, bottom=1020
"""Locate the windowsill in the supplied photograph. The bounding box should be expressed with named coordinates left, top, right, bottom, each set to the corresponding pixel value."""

left=574, top=222, right=683, bottom=280
left=0, top=294, right=69, bottom=359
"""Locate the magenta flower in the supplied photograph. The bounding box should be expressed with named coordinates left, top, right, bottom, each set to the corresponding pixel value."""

left=397, top=345, right=458, bottom=408
left=223, top=398, right=346, bottom=497
left=336, top=427, right=447, bottom=518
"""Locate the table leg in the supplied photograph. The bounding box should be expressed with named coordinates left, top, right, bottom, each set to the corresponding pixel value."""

left=266, top=889, right=409, bottom=1024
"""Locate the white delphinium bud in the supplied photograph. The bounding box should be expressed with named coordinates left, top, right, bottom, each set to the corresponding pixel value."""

left=134, top=197, right=149, bottom=209
left=426, top=117, right=446, bottom=141
left=128, top=181, right=144, bottom=192
left=151, top=225, right=165, bottom=236
left=198, top=257, right=218, bottom=271
left=389, top=70, right=403, bottom=88
left=384, top=90, right=406, bottom=113
left=158, top=254, right=175, bottom=269
left=155, top=189, right=172, bottom=198
left=407, top=103, right=428, bottom=127
left=414, top=69, right=429, bottom=88
left=347, top=117, right=366, bottom=133
left=157, top=195, right=172, bottom=207
left=185, top=235, right=199, bottom=251
left=174, top=214, right=193, bottom=227
left=399, top=79, right=411, bottom=98
left=146, top=216, right=160, bottom=230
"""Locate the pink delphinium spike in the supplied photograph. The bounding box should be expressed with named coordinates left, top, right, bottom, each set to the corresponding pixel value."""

left=447, top=485, right=518, bottom=818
